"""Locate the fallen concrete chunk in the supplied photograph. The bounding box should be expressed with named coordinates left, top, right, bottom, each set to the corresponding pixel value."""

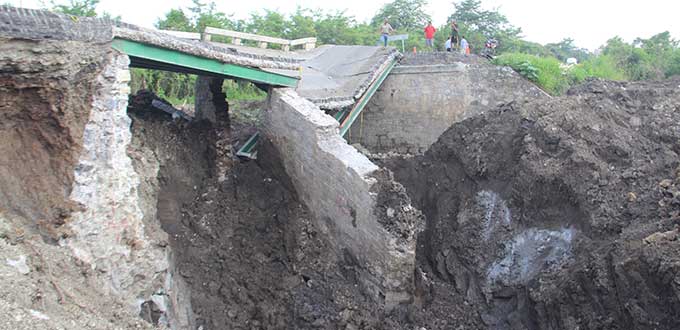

left=262, top=88, right=423, bottom=310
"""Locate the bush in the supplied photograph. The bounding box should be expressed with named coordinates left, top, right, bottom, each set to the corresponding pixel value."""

left=493, top=53, right=570, bottom=95
left=494, top=52, right=630, bottom=95
left=569, top=55, right=627, bottom=84
left=224, top=80, right=267, bottom=101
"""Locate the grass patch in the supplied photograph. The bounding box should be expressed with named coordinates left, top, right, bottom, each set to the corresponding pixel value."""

left=494, top=53, right=629, bottom=95
left=493, top=53, right=569, bottom=95
left=224, top=80, right=267, bottom=101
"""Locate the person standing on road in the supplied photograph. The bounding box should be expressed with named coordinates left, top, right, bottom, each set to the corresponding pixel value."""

left=424, top=21, right=436, bottom=50
left=460, top=36, right=469, bottom=56
left=450, top=20, right=460, bottom=50
left=378, top=19, right=394, bottom=47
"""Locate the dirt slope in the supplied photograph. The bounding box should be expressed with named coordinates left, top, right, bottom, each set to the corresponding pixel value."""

left=127, top=103, right=394, bottom=330
left=383, top=78, right=680, bottom=330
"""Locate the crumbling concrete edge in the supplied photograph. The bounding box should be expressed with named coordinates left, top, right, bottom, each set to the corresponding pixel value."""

left=64, top=50, right=194, bottom=329
left=310, top=50, right=402, bottom=111
left=0, top=5, right=300, bottom=71
left=113, top=27, right=301, bottom=71
left=262, top=88, right=423, bottom=310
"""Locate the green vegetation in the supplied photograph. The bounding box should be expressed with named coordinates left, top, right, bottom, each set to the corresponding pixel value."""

left=51, top=0, right=120, bottom=20
left=224, top=80, right=266, bottom=101
left=493, top=52, right=630, bottom=95
left=493, top=54, right=569, bottom=94
left=46, top=0, right=680, bottom=99
left=129, top=69, right=197, bottom=105
left=50, top=0, right=99, bottom=17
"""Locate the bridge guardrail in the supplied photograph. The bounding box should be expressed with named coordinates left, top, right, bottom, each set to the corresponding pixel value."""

left=158, top=30, right=201, bottom=40
left=202, top=27, right=316, bottom=51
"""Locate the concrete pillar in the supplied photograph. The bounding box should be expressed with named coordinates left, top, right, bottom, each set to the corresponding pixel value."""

left=194, top=76, right=232, bottom=181
left=194, top=76, right=226, bottom=123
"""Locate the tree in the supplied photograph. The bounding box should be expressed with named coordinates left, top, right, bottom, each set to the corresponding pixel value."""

left=448, top=0, right=521, bottom=53
left=189, top=0, right=232, bottom=32
left=246, top=10, right=287, bottom=37
left=288, top=7, right=316, bottom=40
left=545, top=38, right=590, bottom=62
left=155, top=9, right=194, bottom=32
left=315, top=11, right=373, bottom=45
left=51, top=0, right=98, bottom=17
left=371, top=0, right=431, bottom=31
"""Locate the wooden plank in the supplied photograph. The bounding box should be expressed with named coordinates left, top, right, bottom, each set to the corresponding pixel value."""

left=289, top=37, right=317, bottom=46
left=204, top=27, right=290, bottom=45
left=111, top=38, right=299, bottom=87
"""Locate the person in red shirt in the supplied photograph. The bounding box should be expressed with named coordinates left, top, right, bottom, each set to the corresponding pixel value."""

left=424, top=21, right=436, bottom=50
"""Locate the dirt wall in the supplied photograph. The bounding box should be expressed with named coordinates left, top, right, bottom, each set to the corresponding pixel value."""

left=383, top=78, right=680, bottom=330
left=0, top=39, right=106, bottom=226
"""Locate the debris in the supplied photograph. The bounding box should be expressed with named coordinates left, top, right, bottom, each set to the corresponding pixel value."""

left=29, top=310, right=50, bottom=320
left=6, top=255, right=30, bottom=275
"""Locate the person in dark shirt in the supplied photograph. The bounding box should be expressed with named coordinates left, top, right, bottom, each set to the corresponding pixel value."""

left=450, top=20, right=460, bottom=50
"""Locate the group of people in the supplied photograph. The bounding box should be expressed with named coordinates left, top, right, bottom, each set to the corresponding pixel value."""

left=378, top=19, right=471, bottom=55
left=441, top=20, right=470, bottom=55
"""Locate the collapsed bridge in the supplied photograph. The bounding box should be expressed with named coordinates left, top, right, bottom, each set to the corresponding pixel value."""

left=0, top=5, right=560, bottom=329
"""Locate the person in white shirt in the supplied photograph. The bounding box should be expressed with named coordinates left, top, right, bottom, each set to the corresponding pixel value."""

left=460, top=37, right=469, bottom=55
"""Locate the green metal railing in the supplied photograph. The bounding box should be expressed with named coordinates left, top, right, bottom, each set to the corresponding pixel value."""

left=338, top=59, right=397, bottom=136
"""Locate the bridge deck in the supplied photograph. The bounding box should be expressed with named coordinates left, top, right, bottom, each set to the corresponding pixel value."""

left=112, top=39, right=299, bottom=87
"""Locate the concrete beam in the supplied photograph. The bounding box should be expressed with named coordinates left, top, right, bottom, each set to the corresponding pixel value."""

left=111, top=39, right=299, bottom=87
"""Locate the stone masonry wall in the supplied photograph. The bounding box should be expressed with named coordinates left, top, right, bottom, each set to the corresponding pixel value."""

left=65, top=51, right=193, bottom=329
left=262, top=88, right=423, bottom=310
left=347, top=61, right=548, bottom=154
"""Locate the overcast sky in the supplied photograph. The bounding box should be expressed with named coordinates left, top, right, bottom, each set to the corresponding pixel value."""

left=7, top=0, right=680, bottom=50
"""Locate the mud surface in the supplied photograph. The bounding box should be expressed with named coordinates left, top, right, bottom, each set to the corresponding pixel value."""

left=127, top=102, right=400, bottom=330
left=381, top=78, right=680, bottom=329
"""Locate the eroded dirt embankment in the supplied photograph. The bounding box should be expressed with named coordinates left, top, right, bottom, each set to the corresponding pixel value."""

left=0, top=38, right=107, bottom=230
left=127, top=99, right=398, bottom=329
left=381, top=78, right=680, bottom=329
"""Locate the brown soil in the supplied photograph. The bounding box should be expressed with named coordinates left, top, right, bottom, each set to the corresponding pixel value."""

left=0, top=39, right=109, bottom=230
left=380, top=78, right=680, bottom=330
left=126, top=77, right=680, bottom=330
left=127, top=102, right=390, bottom=330
left=4, top=38, right=680, bottom=330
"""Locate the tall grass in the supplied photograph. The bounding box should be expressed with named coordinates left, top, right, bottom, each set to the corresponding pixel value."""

left=570, top=55, right=627, bottom=83
left=130, top=68, right=267, bottom=107
left=494, top=53, right=628, bottom=95
left=224, top=80, right=267, bottom=101
left=493, top=53, right=569, bottom=95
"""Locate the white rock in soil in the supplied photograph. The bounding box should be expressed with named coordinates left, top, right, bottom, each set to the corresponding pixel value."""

left=6, top=255, right=30, bottom=275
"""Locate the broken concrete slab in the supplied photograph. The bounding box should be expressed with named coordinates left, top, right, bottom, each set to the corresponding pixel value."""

left=262, top=88, right=423, bottom=309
